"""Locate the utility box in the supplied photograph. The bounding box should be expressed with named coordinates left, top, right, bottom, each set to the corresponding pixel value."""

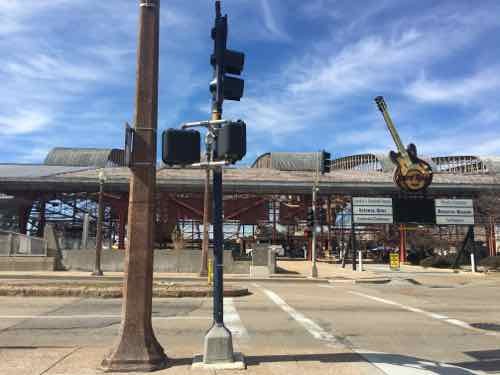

left=250, top=244, right=276, bottom=277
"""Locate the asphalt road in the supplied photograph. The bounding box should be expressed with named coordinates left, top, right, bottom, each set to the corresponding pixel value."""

left=0, top=276, right=499, bottom=375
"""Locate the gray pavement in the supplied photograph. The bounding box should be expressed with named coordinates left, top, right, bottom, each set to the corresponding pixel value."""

left=0, top=276, right=498, bottom=374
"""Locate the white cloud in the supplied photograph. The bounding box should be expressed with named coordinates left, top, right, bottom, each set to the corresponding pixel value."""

left=223, top=2, right=500, bottom=157
left=259, top=0, right=290, bottom=41
left=0, top=109, right=52, bottom=135
left=0, top=0, right=77, bottom=35
left=405, top=69, right=500, bottom=104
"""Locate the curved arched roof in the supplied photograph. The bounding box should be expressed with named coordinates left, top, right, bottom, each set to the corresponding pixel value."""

left=252, top=152, right=495, bottom=175
left=44, top=148, right=124, bottom=168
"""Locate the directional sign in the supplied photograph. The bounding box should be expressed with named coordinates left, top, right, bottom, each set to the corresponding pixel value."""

left=352, top=197, right=392, bottom=206
left=352, top=197, right=393, bottom=224
left=435, top=199, right=473, bottom=208
left=435, top=199, right=474, bottom=225
left=436, top=216, right=475, bottom=225
left=353, top=215, right=394, bottom=224
left=353, top=206, right=393, bottom=216
left=435, top=207, right=474, bottom=216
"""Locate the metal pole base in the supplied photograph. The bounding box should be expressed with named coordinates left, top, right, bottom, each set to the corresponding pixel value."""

left=91, top=270, right=103, bottom=277
left=311, top=263, right=318, bottom=278
left=101, top=332, right=167, bottom=372
left=202, top=323, right=235, bottom=364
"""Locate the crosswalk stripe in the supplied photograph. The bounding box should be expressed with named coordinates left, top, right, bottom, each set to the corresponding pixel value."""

left=224, top=297, right=249, bottom=341
left=256, top=284, right=339, bottom=346
left=350, top=291, right=499, bottom=337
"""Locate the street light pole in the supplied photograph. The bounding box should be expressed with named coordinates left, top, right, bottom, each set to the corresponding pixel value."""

left=351, top=198, right=357, bottom=271
left=92, top=170, right=105, bottom=276
left=101, top=0, right=167, bottom=371
left=311, top=152, right=319, bottom=278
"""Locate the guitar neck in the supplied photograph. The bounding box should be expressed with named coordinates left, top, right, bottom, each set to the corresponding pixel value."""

left=379, top=107, right=409, bottom=160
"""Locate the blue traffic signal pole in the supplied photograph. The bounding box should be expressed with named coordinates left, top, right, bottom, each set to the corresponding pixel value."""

left=211, top=0, right=226, bottom=328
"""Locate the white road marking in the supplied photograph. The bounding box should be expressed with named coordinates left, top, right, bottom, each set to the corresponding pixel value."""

left=257, top=286, right=481, bottom=374
left=223, top=297, right=249, bottom=340
left=355, top=350, right=484, bottom=375
left=258, top=285, right=339, bottom=346
left=350, top=291, right=499, bottom=337
left=0, top=315, right=210, bottom=320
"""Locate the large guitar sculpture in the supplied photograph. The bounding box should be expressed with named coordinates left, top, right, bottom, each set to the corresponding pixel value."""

left=374, top=96, right=433, bottom=192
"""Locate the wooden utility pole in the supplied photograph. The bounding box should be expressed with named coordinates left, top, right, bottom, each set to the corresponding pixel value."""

left=101, top=0, right=167, bottom=371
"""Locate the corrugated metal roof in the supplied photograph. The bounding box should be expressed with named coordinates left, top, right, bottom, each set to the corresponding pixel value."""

left=44, top=147, right=125, bottom=167
left=0, top=164, right=90, bottom=178
left=270, top=152, right=321, bottom=171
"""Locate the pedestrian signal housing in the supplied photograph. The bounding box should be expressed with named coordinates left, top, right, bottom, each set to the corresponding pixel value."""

left=162, top=129, right=201, bottom=166
left=214, top=120, right=246, bottom=163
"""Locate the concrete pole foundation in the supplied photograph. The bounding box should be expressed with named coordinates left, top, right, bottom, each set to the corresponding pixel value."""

left=193, top=324, right=245, bottom=370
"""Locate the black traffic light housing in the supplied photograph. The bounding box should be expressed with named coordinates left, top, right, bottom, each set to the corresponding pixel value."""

left=210, top=6, right=245, bottom=102
left=162, top=129, right=201, bottom=166
left=307, top=208, right=315, bottom=228
left=320, top=150, right=331, bottom=174
left=214, top=120, right=246, bottom=163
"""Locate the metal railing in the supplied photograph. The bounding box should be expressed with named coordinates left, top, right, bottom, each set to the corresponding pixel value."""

left=0, top=230, right=47, bottom=256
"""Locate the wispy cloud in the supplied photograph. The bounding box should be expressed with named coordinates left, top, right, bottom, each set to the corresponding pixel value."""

left=406, top=68, right=500, bottom=104
left=0, top=109, right=52, bottom=136
left=226, top=1, right=500, bottom=159
left=259, top=0, right=290, bottom=41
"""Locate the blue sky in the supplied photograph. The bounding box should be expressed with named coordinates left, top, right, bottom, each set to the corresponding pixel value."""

left=1, top=0, right=500, bottom=165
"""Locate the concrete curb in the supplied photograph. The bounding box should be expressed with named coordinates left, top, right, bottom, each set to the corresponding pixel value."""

left=328, top=278, right=392, bottom=285
left=0, top=274, right=331, bottom=284
left=354, top=278, right=391, bottom=284
left=0, top=284, right=250, bottom=298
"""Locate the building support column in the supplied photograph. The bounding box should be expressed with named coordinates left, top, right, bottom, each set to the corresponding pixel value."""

left=117, top=204, right=127, bottom=250
left=36, top=199, right=46, bottom=238
left=399, top=224, right=407, bottom=263
left=18, top=204, right=31, bottom=235
left=488, top=217, right=497, bottom=257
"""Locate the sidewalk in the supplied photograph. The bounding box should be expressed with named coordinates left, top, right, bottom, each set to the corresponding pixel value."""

left=0, top=270, right=326, bottom=283
left=277, top=260, right=391, bottom=283
left=0, top=345, right=382, bottom=375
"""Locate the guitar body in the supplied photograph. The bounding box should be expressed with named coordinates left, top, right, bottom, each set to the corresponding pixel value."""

left=375, top=96, right=434, bottom=193
left=390, top=144, right=433, bottom=192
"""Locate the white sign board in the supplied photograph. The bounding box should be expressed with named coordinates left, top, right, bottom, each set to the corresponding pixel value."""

left=352, top=197, right=393, bottom=224
left=353, top=206, right=393, bottom=216
left=352, top=197, right=393, bottom=206
left=435, top=199, right=473, bottom=208
left=353, top=215, right=394, bottom=224
left=435, top=207, right=474, bottom=216
left=436, top=216, right=475, bottom=225
left=435, top=199, right=474, bottom=225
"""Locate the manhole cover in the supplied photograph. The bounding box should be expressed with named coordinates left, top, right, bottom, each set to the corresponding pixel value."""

left=471, top=323, right=500, bottom=332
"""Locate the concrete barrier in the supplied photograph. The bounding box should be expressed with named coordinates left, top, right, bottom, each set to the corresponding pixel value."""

left=61, top=249, right=250, bottom=274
